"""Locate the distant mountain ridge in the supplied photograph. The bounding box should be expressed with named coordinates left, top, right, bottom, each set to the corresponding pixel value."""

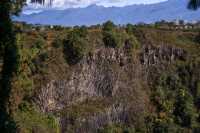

left=15, top=0, right=200, bottom=26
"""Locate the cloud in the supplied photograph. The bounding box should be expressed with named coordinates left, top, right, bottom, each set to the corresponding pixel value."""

left=26, top=0, right=168, bottom=9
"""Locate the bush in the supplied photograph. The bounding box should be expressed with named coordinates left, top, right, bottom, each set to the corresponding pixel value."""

left=32, top=36, right=45, bottom=50
left=52, top=37, right=63, bottom=48
left=63, top=28, right=89, bottom=65
left=125, top=35, right=140, bottom=50
left=103, top=31, right=119, bottom=48
left=102, top=21, right=117, bottom=48
left=15, top=103, right=59, bottom=133
left=102, top=21, right=116, bottom=32
left=126, top=24, right=135, bottom=34
left=173, top=88, right=196, bottom=128
left=102, top=21, right=127, bottom=48
left=195, top=31, right=200, bottom=44
left=73, top=26, right=88, bottom=38
left=53, top=25, right=63, bottom=31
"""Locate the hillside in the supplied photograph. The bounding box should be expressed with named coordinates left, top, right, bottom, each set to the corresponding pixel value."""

left=2, top=22, right=200, bottom=133
left=15, top=0, right=200, bottom=26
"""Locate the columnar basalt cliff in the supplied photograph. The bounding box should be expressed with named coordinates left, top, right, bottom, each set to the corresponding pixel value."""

left=140, top=44, right=187, bottom=65
left=3, top=24, right=200, bottom=133
left=35, top=45, right=150, bottom=132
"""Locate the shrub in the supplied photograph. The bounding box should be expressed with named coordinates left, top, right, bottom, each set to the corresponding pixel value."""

left=145, top=115, right=180, bottom=133
left=98, top=124, right=123, bottom=133
left=195, top=31, right=200, bottom=44
left=152, top=119, right=179, bottom=133
left=195, top=82, right=200, bottom=109
left=102, top=21, right=117, bottom=48
left=15, top=103, right=59, bottom=133
left=52, top=37, right=63, bottom=48
left=32, top=36, right=45, bottom=50
left=125, top=35, right=140, bottom=50
left=102, top=21, right=127, bottom=48
left=103, top=31, right=119, bottom=48
left=126, top=24, right=135, bottom=34
left=173, top=88, right=196, bottom=127
left=73, top=26, right=88, bottom=38
left=153, top=121, right=169, bottom=133
left=63, top=28, right=89, bottom=65
left=102, top=21, right=116, bottom=32
left=53, top=25, right=63, bottom=31
left=102, top=21, right=116, bottom=48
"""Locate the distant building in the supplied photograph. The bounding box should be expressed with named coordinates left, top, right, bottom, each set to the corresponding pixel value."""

left=173, top=19, right=180, bottom=25
left=50, top=25, right=54, bottom=29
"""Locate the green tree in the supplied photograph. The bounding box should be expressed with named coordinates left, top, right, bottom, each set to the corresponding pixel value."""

left=102, top=21, right=116, bottom=32
left=63, top=28, right=89, bottom=65
left=173, top=89, right=196, bottom=128
left=0, top=0, right=48, bottom=132
left=0, top=1, right=20, bottom=132
left=126, top=23, right=135, bottom=34
left=102, top=21, right=126, bottom=48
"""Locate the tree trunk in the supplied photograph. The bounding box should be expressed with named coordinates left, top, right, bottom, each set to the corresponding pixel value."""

left=0, top=0, right=18, bottom=132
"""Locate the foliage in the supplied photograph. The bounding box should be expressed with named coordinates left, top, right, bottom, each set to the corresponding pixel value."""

left=15, top=102, right=59, bottom=133
left=0, top=1, right=20, bottom=131
left=102, top=21, right=116, bottom=32
left=102, top=21, right=130, bottom=48
left=188, top=0, right=200, bottom=10
left=98, top=124, right=135, bottom=133
left=195, top=31, right=200, bottom=44
left=8, top=33, right=46, bottom=112
left=9, top=32, right=61, bottom=133
left=125, top=33, right=141, bottom=51
left=63, top=27, right=89, bottom=65
left=61, top=98, right=109, bottom=118
left=173, top=88, right=196, bottom=127
left=102, top=21, right=118, bottom=48
left=52, top=37, right=63, bottom=48
left=103, top=31, right=127, bottom=48
left=150, top=59, right=200, bottom=132
left=126, top=23, right=135, bottom=34
left=11, top=0, right=26, bottom=15
left=73, top=26, right=88, bottom=38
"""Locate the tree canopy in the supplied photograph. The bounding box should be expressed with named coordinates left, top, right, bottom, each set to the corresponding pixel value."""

left=188, top=0, right=200, bottom=10
left=31, top=0, right=53, bottom=5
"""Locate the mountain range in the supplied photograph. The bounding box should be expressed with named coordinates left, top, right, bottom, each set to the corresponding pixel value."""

left=15, top=0, right=200, bottom=26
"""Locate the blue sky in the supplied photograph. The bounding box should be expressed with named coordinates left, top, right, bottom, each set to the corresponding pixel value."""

left=27, top=0, right=168, bottom=9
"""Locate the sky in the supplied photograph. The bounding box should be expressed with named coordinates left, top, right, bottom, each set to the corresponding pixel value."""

left=26, top=0, right=168, bottom=9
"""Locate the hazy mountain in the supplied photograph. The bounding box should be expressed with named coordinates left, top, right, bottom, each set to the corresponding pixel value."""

left=15, top=0, right=200, bottom=26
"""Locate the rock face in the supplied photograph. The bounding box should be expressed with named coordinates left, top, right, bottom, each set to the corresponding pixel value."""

left=34, top=41, right=187, bottom=132
left=140, top=44, right=187, bottom=66
left=36, top=47, right=136, bottom=112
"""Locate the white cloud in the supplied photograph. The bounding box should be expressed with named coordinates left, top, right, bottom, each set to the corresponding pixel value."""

left=26, top=0, right=168, bottom=9
left=97, top=0, right=167, bottom=7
